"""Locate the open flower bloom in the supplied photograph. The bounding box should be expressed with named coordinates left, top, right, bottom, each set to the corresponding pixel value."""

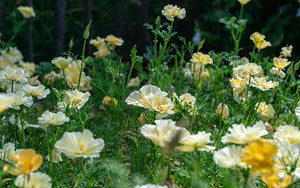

left=15, top=172, right=52, bottom=188
left=190, top=52, right=213, bottom=65
left=241, top=139, right=278, bottom=173
left=65, top=72, right=92, bottom=91
left=52, top=57, right=72, bottom=69
left=250, top=32, right=271, bottom=50
left=8, top=91, right=33, bottom=110
left=256, top=102, right=275, bottom=121
left=140, top=119, right=190, bottom=148
left=238, top=0, right=251, bottom=5
left=250, top=76, right=279, bottom=91
left=221, top=121, right=268, bottom=145
left=184, top=63, right=210, bottom=81
left=90, top=37, right=106, bottom=47
left=273, top=125, right=300, bottom=144
left=148, top=94, right=175, bottom=118
left=270, top=67, right=286, bottom=79
left=177, top=131, right=215, bottom=152
left=230, top=78, right=247, bottom=94
left=161, top=4, right=186, bottom=21
left=125, top=85, right=167, bottom=109
left=273, top=57, right=291, bottom=70
left=233, top=63, right=264, bottom=81
left=57, top=89, right=90, bottom=112
left=173, top=93, right=196, bottom=114
left=19, top=62, right=37, bottom=76
left=64, top=60, right=83, bottom=75
left=3, top=149, right=43, bottom=176
left=23, top=84, right=50, bottom=100
left=38, top=110, right=69, bottom=128
left=0, top=47, right=23, bottom=65
left=280, top=45, right=293, bottom=58
left=213, top=145, right=244, bottom=169
left=17, top=6, right=36, bottom=18
left=0, top=66, right=29, bottom=83
left=0, top=93, right=14, bottom=113
left=274, top=141, right=300, bottom=180
left=93, top=45, right=110, bottom=58
left=54, top=129, right=105, bottom=159
left=105, top=34, right=124, bottom=47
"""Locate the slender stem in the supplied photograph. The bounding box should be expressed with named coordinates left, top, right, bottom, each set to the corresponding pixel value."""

left=62, top=69, right=66, bottom=89
left=239, top=5, right=244, bottom=20
left=250, top=46, right=256, bottom=62
left=123, top=60, right=136, bottom=101
left=77, top=38, right=87, bottom=89
left=157, top=21, right=174, bottom=66
left=11, top=81, right=14, bottom=93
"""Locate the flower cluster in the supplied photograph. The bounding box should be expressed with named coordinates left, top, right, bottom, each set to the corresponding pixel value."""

left=90, top=34, right=124, bottom=58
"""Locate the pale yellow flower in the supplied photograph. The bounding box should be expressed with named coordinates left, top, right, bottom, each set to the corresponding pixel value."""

left=161, top=4, right=186, bottom=21
left=148, top=94, right=175, bottom=118
left=250, top=76, right=279, bottom=91
left=250, top=32, right=271, bottom=50
left=93, top=45, right=110, bottom=58
left=184, top=63, right=210, bottom=81
left=23, top=84, right=50, bottom=100
left=280, top=45, right=293, bottom=58
left=19, top=62, right=37, bottom=76
left=273, top=57, right=291, bottom=70
left=125, top=85, right=167, bottom=109
left=216, top=103, right=229, bottom=120
left=0, top=93, right=14, bottom=113
left=15, top=172, right=52, bottom=188
left=256, top=102, right=275, bottom=121
left=140, top=119, right=189, bottom=147
left=128, top=77, right=140, bottom=87
left=64, top=60, right=83, bottom=75
left=54, top=129, right=105, bottom=159
left=57, top=89, right=90, bottom=111
left=230, top=78, right=247, bottom=94
left=241, top=139, right=278, bottom=173
left=52, top=57, right=72, bottom=69
left=190, top=52, right=213, bottom=65
left=177, top=131, right=215, bottom=152
left=28, top=75, right=41, bottom=86
left=17, top=6, right=36, bottom=18
left=273, top=125, right=300, bottom=144
left=221, top=121, right=268, bottom=145
left=105, top=34, right=124, bottom=47
left=270, top=67, right=286, bottom=79
left=3, top=149, right=43, bottom=176
left=0, top=66, right=29, bottom=83
left=89, top=37, right=105, bottom=48
left=262, top=171, right=292, bottom=188
left=38, top=110, right=69, bottom=128
left=43, top=71, right=61, bottom=84
left=65, top=72, right=92, bottom=91
left=213, top=145, right=244, bottom=169
left=102, top=96, right=118, bottom=106
left=0, top=47, right=23, bottom=64
left=173, top=93, right=196, bottom=114
left=8, top=91, right=33, bottom=110
left=238, top=0, right=251, bottom=5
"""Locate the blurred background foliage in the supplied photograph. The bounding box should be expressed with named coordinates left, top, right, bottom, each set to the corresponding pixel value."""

left=1, top=0, right=300, bottom=62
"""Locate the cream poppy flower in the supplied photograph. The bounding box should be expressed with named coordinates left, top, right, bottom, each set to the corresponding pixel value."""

left=250, top=32, right=271, bottom=49
left=105, top=34, right=124, bottom=47
left=8, top=91, right=33, bottom=110
left=148, top=94, right=175, bottom=118
left=221, top=121, right=268, bottom=145
left=0, top=93, right=14, bottom=113
left=230, top=78, right=247, bottom=94
left=280, top=45, right=293, bottom=58
left=256, top=102, right=275, bottom=121
left=128, top=77, right=140, bottom=87
left=213, top=145, right=244, bottom=168
left=177, top=131, right=215, bottom=152
left=190, top=52, right=213, bottom=65
left=173, top=93, right=196, bottom=114
left=93, top=45, right=110, bottom=58
left=250, top=76, right=279, bottom=91
left=140, top=119, right=190, bottom=147
left=23, top=84, right=50, bottom=100
left=0, top=47, right=23, bottom=64
left=273, top=57, right=291, bottom=70
left=52, top=57, right=72, bottom=69
left=273, top=125, right=300, bottom=144
left=54, top=129, right=105, bottom=159
left=15, top=172, right=51, bottom=188
left=65, top=72, right=92, bottom=91
left=19, top=62, right=37, bottom=76
left=64, top=60, right=83, bottom=75
left=57, top=89, right=90, bottom=111
left=233, top=63, right=263, bottom=81
left=238, top=0, right=251, bottom=5
left=161, top=4, right=186, bottom=21
left=17, top=6, right=36, bottom=18
left=0, top=143, right=16, bottom=162
left=184, top=63, right=210, bottom=81
left=0, top=66, right=29, bottom=83
left=38, top=110, right=69, bottom=128
left=90, top=37, right=106, bottom=47
left=270, top=67, right=286, bottom=79
left=125, top=85, right=167, bottom=109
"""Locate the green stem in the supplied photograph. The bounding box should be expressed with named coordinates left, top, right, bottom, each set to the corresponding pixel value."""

left=77, top=38, right=87, bottom=90
left=123, top=60, right=136, bottom=101
left=250, top=46, right=256, bottom=62
left=11, top=81, right=14, bottom=93
left=62, top=69, right=67, bottom=89
left=157, top=21, right=174, bottom=66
